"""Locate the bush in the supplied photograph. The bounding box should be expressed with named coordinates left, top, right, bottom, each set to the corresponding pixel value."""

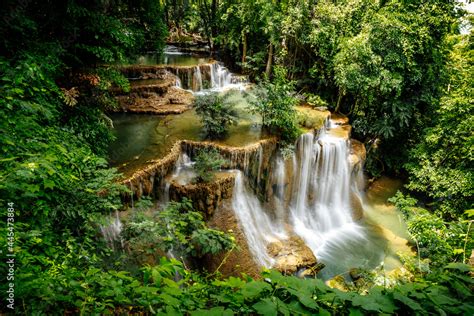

left=194, top=92, right=239, bottom=139
left=247, top=66, right=301, bottom=144
left=389, top=192, right=473, bottom=268
left=193, top=148, right=226, bottom=183
left=122, top=198, right=235, bottom=262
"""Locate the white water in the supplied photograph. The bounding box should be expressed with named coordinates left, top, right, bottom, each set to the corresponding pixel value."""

left=289, top=125, right=367, bottom=277
left=231, top=171, right=287, bottom=266
left=193, top=66, right=203, bottom=91
left=100, top=210, right=123, bottom=250
left=175, top=63, right=248, bottom=93
left=231, top=120, right=371, bottom=277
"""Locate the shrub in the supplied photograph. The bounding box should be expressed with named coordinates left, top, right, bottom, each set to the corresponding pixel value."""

left=247, top=66, right=301, bottom=144
left=193, top=148, right=226, bottom=183
left=194, top=92, right=239, bottom=139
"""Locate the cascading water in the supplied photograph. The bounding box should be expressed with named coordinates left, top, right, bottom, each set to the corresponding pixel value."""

left=230, top=119, right=380, bottom=278
left=173, top=63, right=247, bottom=92
left=231, top=171, right=287, bottom=266
left=100, top=210, right=123, bottom=250
left=193, top=66, right=203, bottom=91
left=210, top=63, right=232, bottom=89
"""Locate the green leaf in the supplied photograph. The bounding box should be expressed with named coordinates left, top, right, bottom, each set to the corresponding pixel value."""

left=253, top=298, right=277, bottom=316
left=242, top=281, right=272, bottom=299
left=463, top=209, right=474, bottom=217
left=43, top=179, right=55, bottom=190
left=348, top=308, right=364, bottom=316
left=393, top=292, right=422, bottom=311
left=445, top=263, right=471, bottom=272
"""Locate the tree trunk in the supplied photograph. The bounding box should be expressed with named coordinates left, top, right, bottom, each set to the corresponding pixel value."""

left=335, top=89, right=344, bottom=113
left=265, top=42, right=274, bottom=78
left=242, top=32, right=247, bottom=64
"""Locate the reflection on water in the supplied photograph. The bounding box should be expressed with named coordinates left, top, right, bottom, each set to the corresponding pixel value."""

left=316, top=177, right=412, bottom=279
left=128, top=46, right=211, bottom=66
left=108, top=92, right=264, bottom=176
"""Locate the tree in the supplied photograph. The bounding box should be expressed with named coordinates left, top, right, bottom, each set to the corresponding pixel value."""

left=193, top=148, right=226, bottom=183
left=248, top=66, right=300, bottom=144
left=404, top=32, right=474, bottom=219
left=194, top=92, right=239, bottom=139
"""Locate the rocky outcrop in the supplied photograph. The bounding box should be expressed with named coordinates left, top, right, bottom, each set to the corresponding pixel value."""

left=123, top=141, right=182, bottom=200
left=349, top=139, right=366, bottom=173
left=122, top=138, right=278, bottom=200
left=182, top=138, right=278, bottom=193
left=112, top=68, right=194, bottom=115
left=267, top=236, right=322, bottom=276
left=115, top=86, right=193, bottom=114
left=202, top=201, right=262, bottom=279
left=169, top=173, right=235, bottom=218
left=297, top=106, right=331, bottom=130
left=330, top=113, right=350, bottom=125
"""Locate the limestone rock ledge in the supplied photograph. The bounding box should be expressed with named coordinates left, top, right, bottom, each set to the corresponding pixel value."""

left=268, top=236, right=323, bottom=277
left=349, top=139, right=366, bottom=173
left=169, top=173, right=235, bottom=218
left=121, top=138, right=278, bottom=201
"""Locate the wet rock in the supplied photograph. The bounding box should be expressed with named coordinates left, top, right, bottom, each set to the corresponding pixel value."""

left=330, top=113, right=349, bottom=125
left=350, top=192, right=364, bottom=221
left=122, top=141, right=183, bottom=200
left=349, top=139, right=366, bottom=171
left=112, top=66, right=195, bottom=114
left=115, top=86, right=194, bottom=114
left=202, top=201, right=262, bottom=279
left=326, top=275, right=350, bottom=291
left=298, top=263, right=326, bottom=278
left=169, top=173, right=235, bottom=217
left=267, top=236, right=318, bottom=275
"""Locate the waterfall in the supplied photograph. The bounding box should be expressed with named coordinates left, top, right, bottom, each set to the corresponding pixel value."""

left=170, top=62, right=247, bottom=92
left=193, top=66, right=203, bottom=91
left=175, top=76, right=182, bottom=88
left=230, top=119, right=369, bottom=277
left=289, top=127, right=366, bottom=271
left=210, top=63, right=233, bottom=89
left=100, top=210, right=123, bottom=250
left=231, top=171, right=287, bottom=266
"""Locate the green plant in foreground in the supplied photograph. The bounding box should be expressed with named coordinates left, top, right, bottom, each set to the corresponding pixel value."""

left=122, top=198, right=235, bottom=261
left=193, top=148, right=227, bottom=183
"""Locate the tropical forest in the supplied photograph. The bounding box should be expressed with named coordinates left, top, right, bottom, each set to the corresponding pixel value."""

left=1, top=0, right=473, bottom=314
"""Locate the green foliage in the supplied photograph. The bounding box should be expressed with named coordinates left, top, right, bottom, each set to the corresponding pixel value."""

left=0, top=0, right=167, bottom=65
left=248, top=66, right=300, bottom=144
left=404, top=33, right=473, bottom=218
left=389, top=192, right=473, bottom=268
left=10, top=260, right=473, bottom=315
left=193, top=148, right=227, bottom=183
left=122, top=198, right=235, bottom=261
left=194, top=92, right=239, bottom=139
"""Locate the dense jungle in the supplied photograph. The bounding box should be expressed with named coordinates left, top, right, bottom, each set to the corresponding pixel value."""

left=0, top=0, right=473, bottom=315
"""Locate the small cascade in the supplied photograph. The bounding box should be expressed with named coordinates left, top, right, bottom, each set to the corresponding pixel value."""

left=273, top=155, right=287, bottom=222
left=100, top=210, right=123, bottom=250
left=193, top=66, right=203, bottom=91
left=231, top=171, right=287, bottom=266
left=210, top=63, right=233, bottom=89
left=172, top=63, right=248, bottom=92
left=129, top=181, right=134, bottom=208
left=175, top=76, right=182, bottom=88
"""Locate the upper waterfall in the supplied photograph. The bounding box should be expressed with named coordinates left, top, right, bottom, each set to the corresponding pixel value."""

left=173, top=62, right=248, bottom=93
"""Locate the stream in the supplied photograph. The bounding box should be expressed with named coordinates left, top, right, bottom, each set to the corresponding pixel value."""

left=106, top=46, right=412, bottom=280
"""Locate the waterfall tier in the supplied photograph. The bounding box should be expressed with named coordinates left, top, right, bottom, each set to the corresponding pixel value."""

left=228, top=118, right=372, bottom=278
